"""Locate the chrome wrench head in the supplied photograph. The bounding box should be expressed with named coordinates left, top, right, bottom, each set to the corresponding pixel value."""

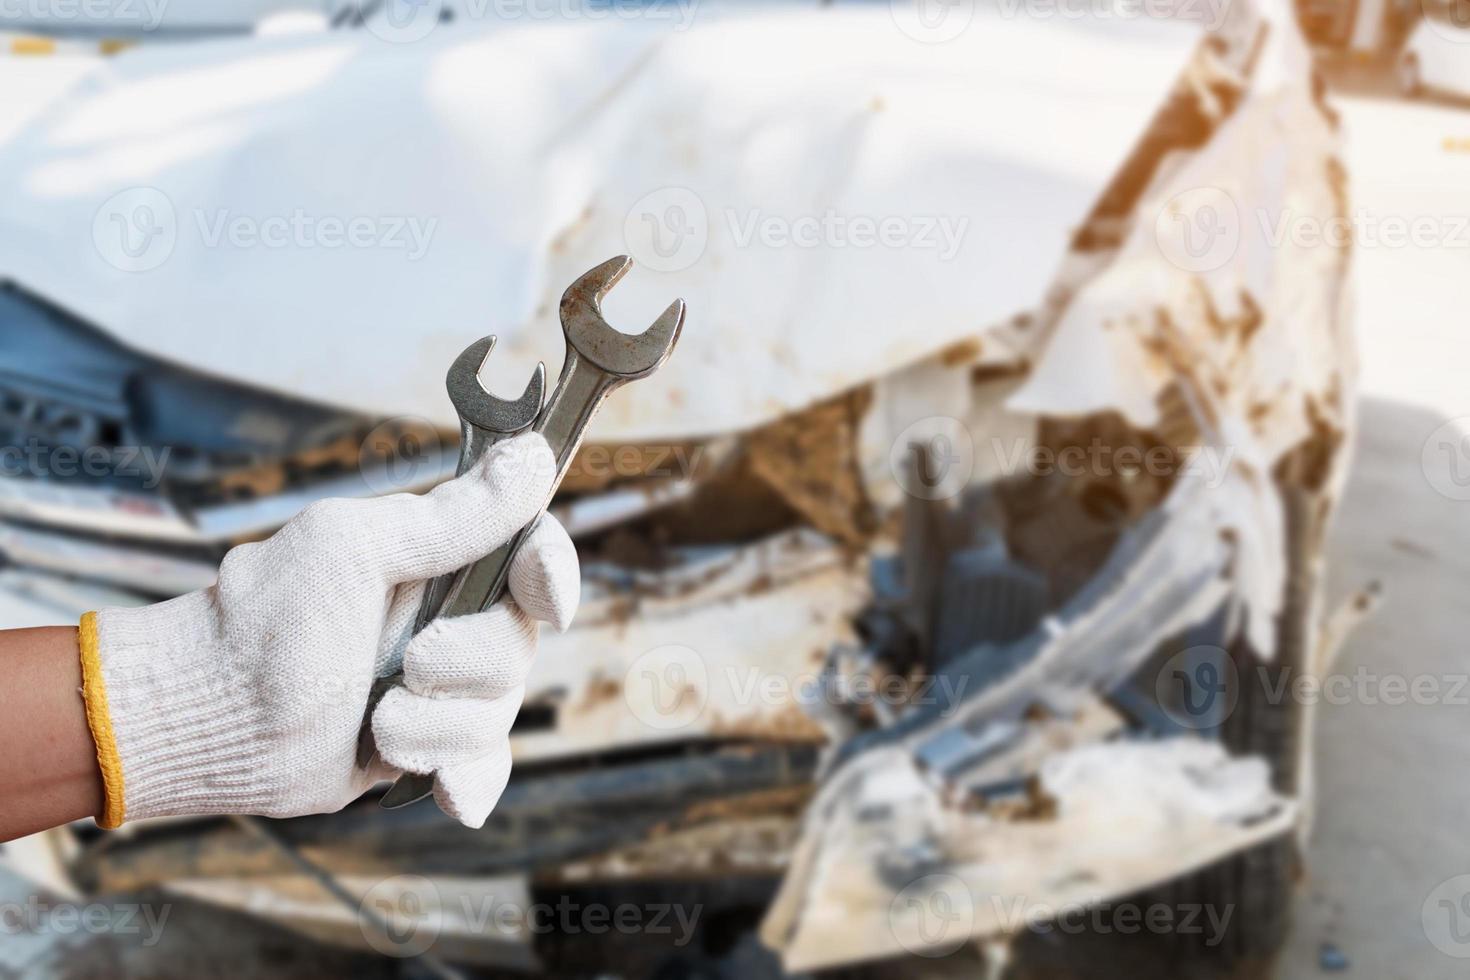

left=445, top=335, right=546, bottom=435
left=558, top=255, right=685, bottom=380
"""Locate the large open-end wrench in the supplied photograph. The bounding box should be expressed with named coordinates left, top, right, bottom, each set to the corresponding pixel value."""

left=356, top=336, right=544, bottom=770
left=379, top=255, right=685, bottom=809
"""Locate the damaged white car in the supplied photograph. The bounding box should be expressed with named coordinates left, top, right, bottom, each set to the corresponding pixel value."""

left=0, top=0, right=1355, bottom=974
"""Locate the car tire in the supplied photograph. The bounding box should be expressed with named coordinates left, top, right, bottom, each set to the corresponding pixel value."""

left=1145, top=637, right=1302, bottom=972
left=1399, top=54, right=1424, bottom=98
left=1141, top=452, right=1328, bottom=974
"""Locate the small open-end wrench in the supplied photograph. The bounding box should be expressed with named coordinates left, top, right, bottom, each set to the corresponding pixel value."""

left=356, top=336, right=544, bottom=770
left=414, top=336, right=546, bottom=631
left=379, top=255, right=685, bottom=809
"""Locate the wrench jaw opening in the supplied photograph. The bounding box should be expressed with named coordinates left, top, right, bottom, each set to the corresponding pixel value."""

left=447, top=335, right=547, bottom=436
left=559, top=294, right=686, bottom=380
left=559, top=255, right=687, bottom=380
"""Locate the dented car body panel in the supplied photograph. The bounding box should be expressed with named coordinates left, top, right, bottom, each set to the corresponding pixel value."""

left=0, top=8, right=1201, bottom=439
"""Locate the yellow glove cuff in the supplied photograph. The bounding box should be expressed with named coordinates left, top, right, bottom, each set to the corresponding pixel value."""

left=79, top=611, right=126, bottom=829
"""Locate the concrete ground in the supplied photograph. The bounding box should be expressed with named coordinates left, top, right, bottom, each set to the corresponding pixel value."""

left=1276, top=76, right=1470, bottom=979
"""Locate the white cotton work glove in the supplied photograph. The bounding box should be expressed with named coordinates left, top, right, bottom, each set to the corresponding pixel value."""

left=79, top=433, right=579, bottom=830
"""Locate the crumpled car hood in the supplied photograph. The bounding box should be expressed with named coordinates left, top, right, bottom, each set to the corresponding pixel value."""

left=0, top=8, right=1200, bottom=439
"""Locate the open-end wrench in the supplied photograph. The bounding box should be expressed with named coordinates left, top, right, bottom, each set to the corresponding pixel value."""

left=356, top=336, right=544, bottom=770
left=414, top=336, right=546, bottom=631
left=379, top=255, right=685, bottom=809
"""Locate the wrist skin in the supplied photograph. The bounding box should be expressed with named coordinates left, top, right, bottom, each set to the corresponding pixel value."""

left=0, top=624, right=105, bottom=843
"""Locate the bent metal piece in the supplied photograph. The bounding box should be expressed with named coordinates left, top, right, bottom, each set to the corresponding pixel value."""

left=379, top=256, right=686, bottom=809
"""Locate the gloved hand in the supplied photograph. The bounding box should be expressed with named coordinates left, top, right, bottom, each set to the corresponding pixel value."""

left=79, top=433, right=578, bottom=830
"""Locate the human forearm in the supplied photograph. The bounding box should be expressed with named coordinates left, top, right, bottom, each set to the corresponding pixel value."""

left=0, top=625, right=103, bottom=842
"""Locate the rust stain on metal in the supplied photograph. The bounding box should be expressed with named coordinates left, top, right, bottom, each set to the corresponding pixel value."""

left=939, top=336, right=984, bottom=366
left=574, top=672, right=623, bottom=711
left=707, top=703, right=827, bottom=743
left=552, top=815, right=801, bottom=881
left=743, top=387, right=877, bottom=546
left=683, top=786, right=814, bottom=824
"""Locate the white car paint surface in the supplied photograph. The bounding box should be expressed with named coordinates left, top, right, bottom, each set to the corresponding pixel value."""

left=0, top=7, right=1201, bottom=440
left=1402, top=14, right=1470, bottom=97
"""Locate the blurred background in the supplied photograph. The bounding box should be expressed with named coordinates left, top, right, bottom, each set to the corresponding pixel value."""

left=0, top=0, right=1466, bottom=976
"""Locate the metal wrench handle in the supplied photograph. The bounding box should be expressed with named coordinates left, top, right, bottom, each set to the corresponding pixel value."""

left=357, top=423, right=503, bottom=774
left=357, top=337, right=543, bottom=773
left=378, top=355, right=623, bottom=808
left=413, top=420, right=503, bottom=632
left=414, top=420, right=481, bottom=630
